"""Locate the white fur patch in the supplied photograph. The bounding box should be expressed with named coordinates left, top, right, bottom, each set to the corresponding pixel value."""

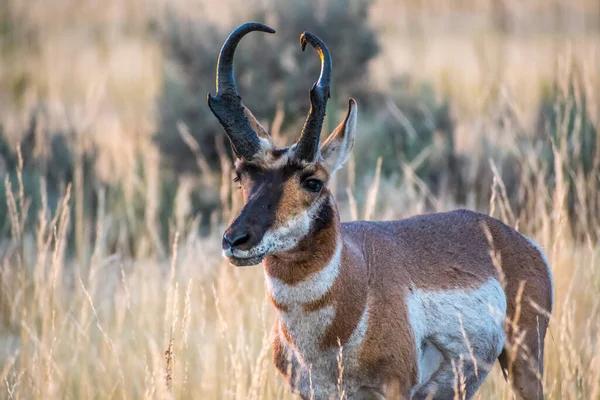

left=263, top=148, right=294, bottom=169
left=343, top=304, right=369, bottom=368
left=320, top=99, right=357, bottom=175
left=418, top=340, right=444, bottom=385
left=242, top=145, right=315, bottom=171
left=229, top=196, right=327, bottom=261
left=278, top=302, right=369, bottom=399
left=235, top=147, right=295, bottom=170
left=258, top=137, right=273, bottom=150
left=288, top=143, right=317, bottom=167
left=407, top=278, right=507, bottom=392
left=521, top=234, right=554, bottom=308
left=281, top=305, right=336, bottom=366
left=265, top=237, right=342, bottom=305
left=277, top=304, right=337, bottom=398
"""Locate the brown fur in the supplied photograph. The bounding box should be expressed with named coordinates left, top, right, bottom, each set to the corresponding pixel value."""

left=274, top=164, right=329, bottom=227
left=351, top=211, right=550, bottom=398
left=227, top=101, right=551, bottom=399
left=268, top=293, right=289, bottom=312
left=209, top=25, right=551, bottom=398
left=303, top=289, right=334, bottom=312
left=268, top=206, right=552, bottom=399
left=280, top=321, right=294, bottom=344
left=318, top=241, right=369, bottom=349
left=273, top=324, right=300, bottom=388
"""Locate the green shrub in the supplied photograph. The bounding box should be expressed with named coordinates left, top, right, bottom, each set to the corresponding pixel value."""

left=536, top=78, right=597, bottom=180
left=535, top=70, right=599, bottom=237
left=155, top=0, right=379, bottom=173
left=0, top=169, right=43, bottom=235
left=353, top=77, right=458, bottom=194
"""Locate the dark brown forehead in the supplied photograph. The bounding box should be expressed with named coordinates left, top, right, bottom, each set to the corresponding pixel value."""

left=238, top=160, right=314, bottom=179
left=235, top=148, right=328, bottom=181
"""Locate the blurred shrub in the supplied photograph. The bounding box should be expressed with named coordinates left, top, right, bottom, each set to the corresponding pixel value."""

left=0, top=122, right=76, bottom=236
left=353, top=77, right=459, bottom=196
left=0, top=169, right=43, bottom=235
left=535, top=71, right=599, bottom=237
left=156, top=21, right=224, bottom=173
left=0, top=121, right=170, bottom=258
left=155, top=0, right=379, bottom=173
left=536, top=79, right=597, bottom=179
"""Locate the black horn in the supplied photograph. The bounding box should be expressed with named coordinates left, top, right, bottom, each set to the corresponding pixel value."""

left=207, top=22, right=275, bottom=160
left=295, top=32, right=332, bottom=162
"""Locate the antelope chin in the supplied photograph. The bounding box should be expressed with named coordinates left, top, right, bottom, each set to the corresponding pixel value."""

left=225, top=254, right=265, bottom=267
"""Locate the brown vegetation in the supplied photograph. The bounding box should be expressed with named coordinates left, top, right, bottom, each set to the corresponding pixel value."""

left=0, top=0, right=599, bottom=398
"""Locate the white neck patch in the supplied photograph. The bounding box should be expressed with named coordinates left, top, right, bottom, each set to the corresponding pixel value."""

left=265, top=237, right=342, bottom=306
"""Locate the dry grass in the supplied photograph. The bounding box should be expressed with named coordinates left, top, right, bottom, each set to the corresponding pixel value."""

left=0, top=135, right=599, bottom=399
left=1, top=0, right=600, bottom=398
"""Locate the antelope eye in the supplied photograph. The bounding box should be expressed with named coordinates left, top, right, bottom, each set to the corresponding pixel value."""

left=302, top=179, right=323, bottom=193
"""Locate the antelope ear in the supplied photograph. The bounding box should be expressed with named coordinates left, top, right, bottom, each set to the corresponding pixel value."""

left=243, top=107, right=272, bottom=145
left=320, top=98, right=357, bottom=173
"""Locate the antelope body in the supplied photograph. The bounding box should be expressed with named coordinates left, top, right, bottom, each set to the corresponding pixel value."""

left=208, top=23, right=553, bottom=400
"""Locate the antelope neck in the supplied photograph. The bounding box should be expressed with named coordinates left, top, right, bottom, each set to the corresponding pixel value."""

left=263, top=195, right=343, bottom=306
left=263, top=195, right=370, bottom=350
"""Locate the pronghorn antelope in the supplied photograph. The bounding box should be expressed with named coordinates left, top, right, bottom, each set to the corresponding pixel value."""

left=208, top=22, right=554, bottom=400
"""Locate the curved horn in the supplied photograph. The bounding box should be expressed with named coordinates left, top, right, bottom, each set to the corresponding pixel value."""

left=207, top=22, right=275, bottom=160
left=295, top=32, right=332, bottom=162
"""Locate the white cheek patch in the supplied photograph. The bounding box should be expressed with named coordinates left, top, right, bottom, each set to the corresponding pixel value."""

left=234, top=196, right=328, bottom=259
left=266, top=238, right=342, bottom=305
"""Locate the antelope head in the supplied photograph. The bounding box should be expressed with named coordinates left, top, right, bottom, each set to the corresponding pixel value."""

left=208, top=23, right=357, bottom=266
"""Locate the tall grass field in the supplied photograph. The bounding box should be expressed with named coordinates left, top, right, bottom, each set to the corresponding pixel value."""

left=1, top=0, right=599, bottom=398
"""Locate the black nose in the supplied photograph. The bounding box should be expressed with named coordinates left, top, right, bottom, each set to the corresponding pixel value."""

left=222, top=231, right=250, bottom=249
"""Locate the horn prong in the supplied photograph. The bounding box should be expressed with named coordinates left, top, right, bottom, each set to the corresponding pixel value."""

left=295, top=31, right=332, bottom=162
left=208, top=22, right=275, bottom=160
